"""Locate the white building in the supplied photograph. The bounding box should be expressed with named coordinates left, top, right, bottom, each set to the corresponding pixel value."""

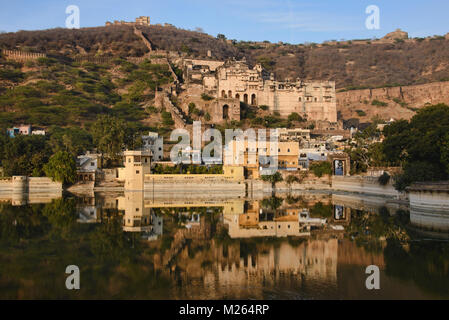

left=76, top=152, right=101, bottom=181
left=142, top=132, right=164, bottom=161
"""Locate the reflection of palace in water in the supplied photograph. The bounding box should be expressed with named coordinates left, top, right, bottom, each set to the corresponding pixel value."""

left=173, top=239, right=340, bottom=299
left=73, top=191, right=404, bottom=298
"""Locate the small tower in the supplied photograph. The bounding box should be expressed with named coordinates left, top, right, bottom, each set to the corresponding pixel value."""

left=123, top=150, right=152, bottom=191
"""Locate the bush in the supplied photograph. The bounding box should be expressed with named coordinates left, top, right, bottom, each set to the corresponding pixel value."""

left=378, top=172, right=390, bottom=185
left=288, top=112, right=304, bottom=122
left=260, top=105, right=269, bottom=111
left=372, top=100, right=388, bottom=107
left=285, top=175, right=300, bottom=184
left=309, top=161, right=332, bottom=177
left=201, top=93, right=214, bottom=101
left=0, top=69, right=24, bottom=82
left=161, top=111, right=175, bottom=126
left=356, top=110, right=367, bottom=116
left=188, top=102, right=196, bottom=114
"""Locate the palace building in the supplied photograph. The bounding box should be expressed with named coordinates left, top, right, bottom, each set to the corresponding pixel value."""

left=183, top=59, right=337, bottom=122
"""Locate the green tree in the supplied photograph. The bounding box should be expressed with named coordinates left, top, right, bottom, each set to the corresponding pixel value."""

left=2, top=135, right=50, bottom=176
left=43, top=151, right=77, bottom=185
left=383, top=104, right=449, bottom=190
left=91, top=115, right=126, bottom=161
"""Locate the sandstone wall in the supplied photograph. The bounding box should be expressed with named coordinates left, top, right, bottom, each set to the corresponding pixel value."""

left=337, top=81, right=449, bottom=121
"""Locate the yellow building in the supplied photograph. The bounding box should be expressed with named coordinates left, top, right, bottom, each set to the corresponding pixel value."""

left=225, top=140, right=299, bottom=178
left=123, top=150, right=152, bottom=191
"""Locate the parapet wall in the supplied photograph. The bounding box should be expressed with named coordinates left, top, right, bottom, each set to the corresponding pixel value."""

left=331, top=175, right=400, bottom=197
left=28, top=177, right=63, bottom=193
left=0, top=176, right=62, bottom=193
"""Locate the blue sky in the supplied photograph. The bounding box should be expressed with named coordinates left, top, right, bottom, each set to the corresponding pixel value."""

left=0, top=0, right=448, bottom=44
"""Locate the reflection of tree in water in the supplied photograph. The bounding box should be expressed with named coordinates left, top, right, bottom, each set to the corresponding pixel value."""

left=0, top=198, right=173, bottom=299
left=285, top=194, right=307, bottom=206
left=347, top=207, right=410, bottom=248
left=261, top=196, right=283, bottom=210
left=42, top=198, right=78, bottom=240
left=384, top=239, right=449, bottom=298
left=309, top=202, right=333, bottom=218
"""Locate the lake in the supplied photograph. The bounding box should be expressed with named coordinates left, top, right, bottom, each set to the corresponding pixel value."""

left=0, top=190, right=448, bottom=299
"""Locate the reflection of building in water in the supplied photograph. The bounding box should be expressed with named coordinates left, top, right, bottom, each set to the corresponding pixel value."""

left=77, top=196, right=98, bottom=223
left=224, top=200, right=332, bottom=238
left=169, top=239, right=338, bottom=299
left=0, top=190, right=62, bottom=206
left=116, top=191, right=163, bottom=240
left=218, top=239, right=338, bottom=284
left=407, top=182, right=449, bottom=233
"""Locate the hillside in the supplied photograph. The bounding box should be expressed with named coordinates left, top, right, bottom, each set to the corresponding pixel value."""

left=1, top=25, right=449, bottom=88
left=0, top=53, right=173, bottom=130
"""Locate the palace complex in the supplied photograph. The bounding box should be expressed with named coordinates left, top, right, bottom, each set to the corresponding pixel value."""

left=182, top=59, right=337, bottom=122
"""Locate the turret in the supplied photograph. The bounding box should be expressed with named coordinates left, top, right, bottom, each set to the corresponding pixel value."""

left=123, top=150, right=152, bottom=191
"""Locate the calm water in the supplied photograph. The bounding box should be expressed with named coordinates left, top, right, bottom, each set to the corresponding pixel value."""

left=0, top=191, right=448, bottom=300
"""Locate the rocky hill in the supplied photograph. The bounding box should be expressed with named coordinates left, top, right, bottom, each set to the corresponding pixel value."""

left=1, top=25, right=449, bottom=89
left=2, top=25, right=449, bottom=129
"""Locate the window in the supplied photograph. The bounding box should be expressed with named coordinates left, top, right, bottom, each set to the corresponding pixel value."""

left=90, top=162, right=94, bottom=166
left=136, top=170, right=140, bottom=174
